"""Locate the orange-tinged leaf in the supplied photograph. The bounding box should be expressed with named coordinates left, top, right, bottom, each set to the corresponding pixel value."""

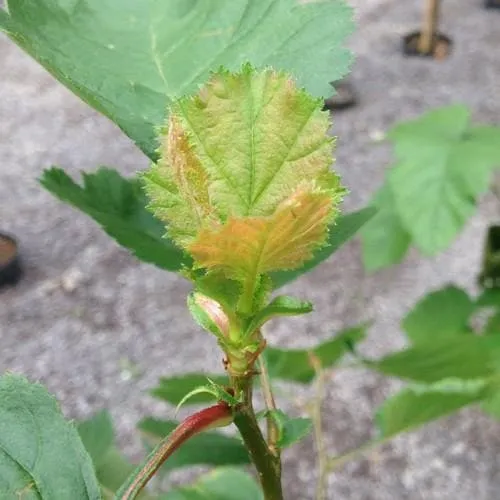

left=143, top=116, right=215, bottom=246
left=189, top=187, right=335, bottom=281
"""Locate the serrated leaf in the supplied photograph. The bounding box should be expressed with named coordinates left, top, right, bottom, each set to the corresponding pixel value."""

left=370, top=336, right=500, bottom=383
left=387, top=105, right=500, bottom=254
left=271, top=206, right=376, bottom=287
left=0, top=0, right=353, bottom=159
left=0, top=374, right=100, bottom=500
left=151, top=374, right=228, bottom=406
left=377, top=378, right=490, bottom=438
left=245, top=295, right=313, bottom=336
left=160, top=467, right=263, bottom=500
left=138, top=418, right=249, bottom=471
left=402, top=286, right=475, bottom=344
left=267, top=410, right=312, bottom=448
left=145, top=67, right=344, bottom=276
left=189, top=189, right=338, bottom=283
left=264, top=325, right=366, bottom=383
left=41, top=167, right=189, bottom=272
left=360, top=184, right=411, bottom=271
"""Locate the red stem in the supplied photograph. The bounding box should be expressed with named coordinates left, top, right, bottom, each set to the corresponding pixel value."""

left=115, top=402, right=232, bottom=500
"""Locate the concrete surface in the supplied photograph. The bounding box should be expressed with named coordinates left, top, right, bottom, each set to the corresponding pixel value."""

left=1, top=1, right=500, bottom=498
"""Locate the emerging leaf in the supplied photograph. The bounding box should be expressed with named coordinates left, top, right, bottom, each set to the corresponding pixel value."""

left=144, top=66, right=345, bottom=309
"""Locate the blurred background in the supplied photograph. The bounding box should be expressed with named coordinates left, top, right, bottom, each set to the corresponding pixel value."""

left=1, top=1, right=500, bottom=498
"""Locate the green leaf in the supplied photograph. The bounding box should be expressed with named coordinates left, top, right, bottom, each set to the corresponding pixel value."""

left=360, top=184, right=411, bottom=271
left=0, top=374, right=100, bottom=500
left=77, top=410, right=114, bottom=467
left=267, top=410, right=312, bottom=448
left=245, top=296, right=313, bottom=336
left=387, top=105, right=500, bottom=254
left=481, top=389, right=500, bottom=420
left=271, top=207, right=376, bottom=288
left=149, top=66, right=345, bottom=287
left=138, top=418, right=250, bottom=471
left=402, top=286, right=475, bottom=343
left=476, top=288, right=500, bottom=308
left=41, top=167, right=189, bottom=272
left=377, top=378, right=490, bottom=438
left=1, top=0, right=353, bottom=160
left=370, top=336, right=500, bottom=383
left=264, top=325, right=366, bottom=383
left=160, top=467, right=263, bottom=500
left=150, top=374, right=228, bottom=405
left=175, top=380, right=238, bottom=413
left=483, top=311, right=500, bottom=335
left=77, top=411, right=142, bottom=498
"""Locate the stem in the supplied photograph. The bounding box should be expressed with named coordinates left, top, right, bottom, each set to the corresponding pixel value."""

left=115, top=403, right=231, bottom=500
left=232, top=374, right=283, bottom=500
left=258, top=356, right=280, bottom=456
left=308, top=354, right=328, bottom=500
left=326, top=436, right=393, bottom=472
left=418, top=0, right=440, bottom=54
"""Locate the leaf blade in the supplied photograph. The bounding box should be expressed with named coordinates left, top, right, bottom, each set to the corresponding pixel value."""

left=0, top=375, right=100, bottom=500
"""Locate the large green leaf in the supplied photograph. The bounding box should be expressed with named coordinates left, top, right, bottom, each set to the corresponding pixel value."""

left=369, top=336, right=500, bottom=383
left=360, top=184, right=411, bottom=272
left=138, top=418, right=250, bottom=471
left=387, top=106, right=500, bottom=254
left=77, top=410, right=141, bottom=499
left=271, top=207, right=376, bottom=288
left=264, top=325, right=366, bottom=383
left=41, top=167, right=190, bottom=272
left=150, top=373, right=228, bottom=405
left=402, top=286, right=475, bottom=343
left=160, top=467, right=263, bottom=500
left=0, top=375, right=100, bottom=500
left=377, top=378, right=490, bottom=438
left=0, top=0, right=353, bottom=159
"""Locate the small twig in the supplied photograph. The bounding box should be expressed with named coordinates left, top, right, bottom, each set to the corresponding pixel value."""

left=258, top=356, right=280, bottom=456
left=308, top=353, right=328, bottom=500
left=326, top=435, right=393, bottom=472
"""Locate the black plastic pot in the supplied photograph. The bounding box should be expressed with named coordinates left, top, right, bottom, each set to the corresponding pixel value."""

left=478, top=225, right=500, bottom=289
left=323, top=80, right=357, bottom=111
left=0, top=232, right=23, bottom=288
left=485, top=0, right=500, bottom=9
left=402, top=31, right=453, bottom=59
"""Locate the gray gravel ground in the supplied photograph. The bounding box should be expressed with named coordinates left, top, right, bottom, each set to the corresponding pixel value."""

left=2, top=1, right=500, bottom=499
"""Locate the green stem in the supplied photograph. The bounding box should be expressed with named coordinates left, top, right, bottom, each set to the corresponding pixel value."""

left=232, top=375, right=283, bottom=500
left=257, top=356, right=280, bottom=456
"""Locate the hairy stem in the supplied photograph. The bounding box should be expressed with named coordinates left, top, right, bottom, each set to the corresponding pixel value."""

left=258, top=356, right=280, bottom=456
left=232, top=374, right=283, bottom=500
